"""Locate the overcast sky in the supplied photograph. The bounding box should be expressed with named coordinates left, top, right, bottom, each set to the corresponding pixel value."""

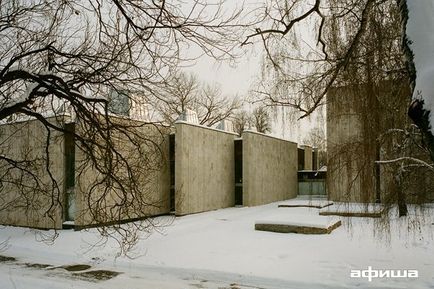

left=183, top=0, right=326, bottom=144
left=185, top=46, right=262, bottom=97
left=182, top=0, right=265, bottom=97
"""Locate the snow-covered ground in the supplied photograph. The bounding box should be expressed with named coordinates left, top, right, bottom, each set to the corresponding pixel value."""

left=0, top=198, right=433, bottom=289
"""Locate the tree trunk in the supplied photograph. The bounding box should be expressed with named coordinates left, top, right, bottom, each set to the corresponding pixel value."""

left=397, top=190, right=408, bottom=217
left=395, top=169, right=408, bottom=217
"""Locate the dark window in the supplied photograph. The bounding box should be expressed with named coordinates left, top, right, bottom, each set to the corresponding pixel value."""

left=169, top=134, right=175, bottom=212
left=234, top=139, right=243, bottom=206
left=298, top=148, right=305, bottom=170
left=64, top=123, right=75, bottom=221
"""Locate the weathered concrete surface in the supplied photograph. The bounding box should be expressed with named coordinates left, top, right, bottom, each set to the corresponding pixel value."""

left=301, top=145, right=313, bottom=171
left=74, top=116, right=171, bottom=227
left=174, top=121, right=236, bottom=215
left=0, top=114, right=171, bottom=229
left=242, top=131, right=298, bottom=206
left=326, top=86, right=375, bottom=203
left=255, top=220, right=342, bottom=234
left=326, top=83, right=434, bottom=203
left=312, top=148, right=320, bottom=170
left=0, top=116, right=67, bottom=229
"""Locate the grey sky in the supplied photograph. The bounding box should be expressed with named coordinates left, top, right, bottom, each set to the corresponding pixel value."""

left=184, top=0, right=326, bottom=144
left=185, top=46, right=262, bottom=97
left=183, top=0, right=265, bottom=97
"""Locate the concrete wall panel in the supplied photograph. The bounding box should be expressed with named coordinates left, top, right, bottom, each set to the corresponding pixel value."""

left=327, top=87, right=376, bottom=203
left=301, top=145, right=313, bottom=171
left=242, top=131, right=298, bottom=206
left=74, top=116, right=171, bottom=227
left=174, top=122, right=236, bottom=215
left=0, top=117, right=67, bottom=229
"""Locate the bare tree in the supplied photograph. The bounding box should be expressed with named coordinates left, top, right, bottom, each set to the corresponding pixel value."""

left=231, top=106, right=271, bottom=135
left=196, top=83, right=241, bottom=126
left=245, top=0, right=433, bottom=216
left=376, top=124, right=434, bottom=214
left=153, top=72, right=200, bottom=124
left=232, top=110, right=251, bottom=136
left=252, top=106, right=271, bottom=133
left=303, top=127, right=326, bottom=167
left=153, top=71, right=240, bottom=126
left=243, top=0, right=434, bottom=162
left=0, top=0, right=246, bottom=253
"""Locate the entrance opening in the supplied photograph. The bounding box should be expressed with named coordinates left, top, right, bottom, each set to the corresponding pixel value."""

left=234, top=139, right=243, bottom=206
left=298, top=148, right=305, bottom=170
left=298, top=170, right=327, bottom=196
left=169, top=134, right=175, bottom=212
left=312, top=149, right=318, bottom=171
left=64, top=123, right=76, bottom=221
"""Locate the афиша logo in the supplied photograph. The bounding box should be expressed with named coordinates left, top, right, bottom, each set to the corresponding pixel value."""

left=350, top=266, right=419, bottom=282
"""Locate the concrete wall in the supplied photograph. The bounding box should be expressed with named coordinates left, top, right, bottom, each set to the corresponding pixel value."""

left=326, top=86, right=374, bottom=202
left=326, top=83, right=418, bottom=203
left=74, top=116, right=170, bottom=227
left=301, top=145, right=313, bottom=171
left=242, top=131, right=298, bottom=206
left=0, top=115, right=171, bottom=229
left=174, top=121, right=236, bottom=215
left=0, top=116, right=67, bottom=229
